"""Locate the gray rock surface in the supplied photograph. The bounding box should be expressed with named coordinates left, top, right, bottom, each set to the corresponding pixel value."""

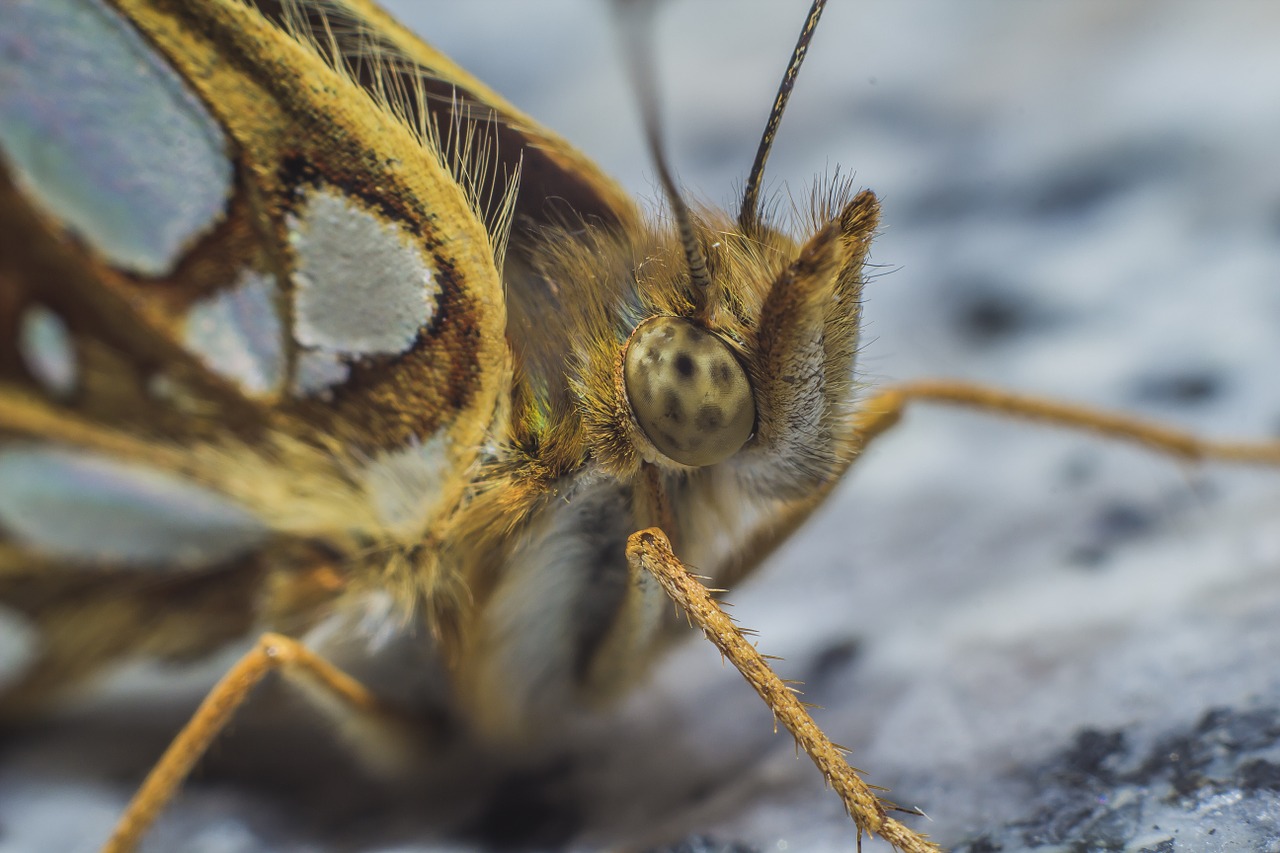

left=4, top=2, right=1280, bottom=852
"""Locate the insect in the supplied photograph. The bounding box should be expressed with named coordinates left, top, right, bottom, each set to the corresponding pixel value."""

left=3, top=2, right=1280, bottom=852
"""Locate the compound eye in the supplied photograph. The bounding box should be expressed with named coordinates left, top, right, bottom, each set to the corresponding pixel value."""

left=623, top=316, right=755, bottom=467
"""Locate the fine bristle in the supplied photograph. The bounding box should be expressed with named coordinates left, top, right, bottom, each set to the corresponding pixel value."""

left=274, top=0, right=521, bottom=273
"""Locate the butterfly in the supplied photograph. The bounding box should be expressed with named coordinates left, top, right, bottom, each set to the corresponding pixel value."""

left=2, top=2, right=1279, bottom=852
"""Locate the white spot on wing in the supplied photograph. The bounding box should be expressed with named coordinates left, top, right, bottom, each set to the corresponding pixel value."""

left=0, top=446, right=269, bottom=568
left=0, top=0, right=231, bottom=276
left=18, top=305, right=76, bottom=396
left=292, top=349, right=351, bottom=399
left=289, top=188, right=438, bottom=385
left=358, top=432, right=452, bottom=535
left=183, top=270, right=284, bottom=396
left=0, top=605, right=38, bottom=692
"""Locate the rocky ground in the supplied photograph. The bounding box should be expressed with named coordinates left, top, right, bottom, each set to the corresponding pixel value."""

left=4, top=3, right=1280, bottom=852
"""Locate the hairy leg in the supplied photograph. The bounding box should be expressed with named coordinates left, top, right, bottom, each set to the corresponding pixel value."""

left=627, top=527, right=942, bottom=853
left=104, top=633, right=406, bottom=853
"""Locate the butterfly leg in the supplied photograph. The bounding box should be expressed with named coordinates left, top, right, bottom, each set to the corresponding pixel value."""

left=852, top=379, right=1280, bottom=465
left=585, top=537, right=668, bottom=698
left=655, top=384, right=1280, bottom=850
left=719, top=377, right=1280, bottom=583
left=626, top=527, right=942, bottom=853
left=584, top=464, right=676, bottom=696
left=103, top=632, right=403, bottom=853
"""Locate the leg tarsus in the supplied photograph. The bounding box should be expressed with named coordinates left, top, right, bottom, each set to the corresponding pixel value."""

left=626, top=528, right=943, bottom=853
left=103, top=632, right=396, bottom=853
left=855, top=379, right=1280, bottom=465
left=586, top=538, right=669, bottom=697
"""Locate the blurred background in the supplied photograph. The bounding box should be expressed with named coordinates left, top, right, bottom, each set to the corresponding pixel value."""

left=5, top=2, right=1280, bottom=851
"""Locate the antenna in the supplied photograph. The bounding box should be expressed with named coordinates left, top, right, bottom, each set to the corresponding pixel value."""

left=615, top=0, right=716, bottom=321
left=739, top=0, right=827, bottom=234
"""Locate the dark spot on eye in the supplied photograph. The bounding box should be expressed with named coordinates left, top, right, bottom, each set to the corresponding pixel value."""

left=663, top=390, right=684, bottom=424
left=695, top=405, right=724, bottom=431
left=712, top=361, right=733, bottom=387
left=657, top=430, right=684, bottom=451
left=675, top=353, right=695, bottom=379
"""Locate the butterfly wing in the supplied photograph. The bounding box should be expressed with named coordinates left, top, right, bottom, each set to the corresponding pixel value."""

left=0, top=0, right=510, bottom=703
left=254, top=1, right=648, bottom=430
